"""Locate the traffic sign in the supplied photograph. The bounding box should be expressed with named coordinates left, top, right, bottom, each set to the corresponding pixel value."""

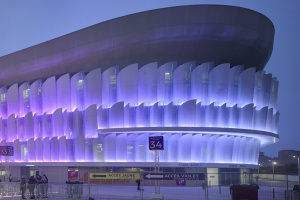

left=143, top=173, right=205, bottom=180
left=0, top=146, right=14, bottom=156
left=149, top=136, right=164, bottom=150
left=90, top=173, right=140, bottom=180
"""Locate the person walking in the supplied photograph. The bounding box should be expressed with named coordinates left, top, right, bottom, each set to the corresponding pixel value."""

left=36, top=175, right=42, bottom=198
left=9, top=174, right=12, bottom=182
left=20, top=176, right=26, bottom=199
left=28, top=176, right=36, bottom=199
left=136, top=179, right=141, bottom=190
left=41, top=174, right=48, bottom=198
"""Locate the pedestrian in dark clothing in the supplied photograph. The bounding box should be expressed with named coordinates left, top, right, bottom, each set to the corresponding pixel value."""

left=36, top=175, right=42, bottom=198
left=20, top=176, right=26, bottom=199
left=41, top=174, right=48, bottom=198
left=9, top=174, right=12, bottom=182
left=136, top=179, right=141, bottom=190
left=28, top=176, right=36, bottom=199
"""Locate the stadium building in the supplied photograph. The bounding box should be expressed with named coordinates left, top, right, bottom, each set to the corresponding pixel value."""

left=0, top=5, right=279, bottom=184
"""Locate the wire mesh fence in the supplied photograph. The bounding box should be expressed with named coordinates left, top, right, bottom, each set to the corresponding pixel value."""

left=0, top=173, right=299, bottom=199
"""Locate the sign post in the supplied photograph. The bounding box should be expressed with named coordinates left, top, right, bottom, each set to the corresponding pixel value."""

left=149, top=136, right=164, bottom=199
left=0, top=146, right=14, bottom=182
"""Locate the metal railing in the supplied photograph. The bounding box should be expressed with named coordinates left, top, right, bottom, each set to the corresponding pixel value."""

left=0, top=177, right=298, bottom=200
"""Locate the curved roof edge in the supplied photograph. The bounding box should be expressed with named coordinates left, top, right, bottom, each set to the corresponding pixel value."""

left=0, top=5, right=274, bottom=87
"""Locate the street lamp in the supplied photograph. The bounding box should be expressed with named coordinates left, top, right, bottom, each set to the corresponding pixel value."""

left=272, top=161, right=277, bottom=180
left=293, top=156, right=300, bottom=184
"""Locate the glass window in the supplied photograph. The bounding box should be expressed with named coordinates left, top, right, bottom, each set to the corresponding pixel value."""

left=77, top=80, right=84, bottom=90
left=23, top=89, right=30, bottom=99
left=1, top=93, right=6, bottom=103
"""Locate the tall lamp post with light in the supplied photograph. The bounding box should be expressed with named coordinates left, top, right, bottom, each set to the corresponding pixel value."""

left=272, top=161, right=277, bottom=180
left=293, top=156, right=300, bottom=184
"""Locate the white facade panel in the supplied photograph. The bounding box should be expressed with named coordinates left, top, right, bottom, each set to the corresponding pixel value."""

left=0, top=87, right=8, bottom=118
left=102, top=66, right=118, bottom=108
left=208, top=63, right=230, bottom=106
left=59, top=136, right=67, bottom=161
left=191, top=62, right=213, bottom=105
left=85, top=104, right=98, bottom=138
left=116, top=133, right=127, bottom=161
left=13, top=139, right=21, bottom=161
left=7, top=84, right=19, bottom=116
left=27, top=138, right=36, bottom=162
left=50, top=136, right=59, bottom=161
left=238, top=68, right=256, bottom=108
left=228, top=65, right=244, bottom=106
left=19, top=82, right=31, bottom=117
left=57, top=74, right=71, bottom=111
left=173, top=62, right=195, bottom=104
left=30, top=80, right=43, bottom=115
left=178, top=100, right=196, bottom=127
left=71, top=72, right=85, bottom=111
left=25, top=112, right=34, bottom=140
left=117, top=64, right=138, bottom=105
left=42, top=77, right=57, bottom=113
left=7, top=114, right=16, bottom=142
left=85, top=68, right=102, bottom=109
left=138, top=62, right=157, bottom=105
left=35, top=137, right=43, bottom=161
left=157, top=62, right=176, bottom=104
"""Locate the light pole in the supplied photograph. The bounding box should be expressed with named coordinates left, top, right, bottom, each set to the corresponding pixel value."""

left=293, top=156, right=300, bottom=184
left=272, top=161, right=277, bottom=180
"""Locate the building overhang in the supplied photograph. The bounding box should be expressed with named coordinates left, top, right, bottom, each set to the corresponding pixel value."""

left=99, top=127, right=279, bottom=147
left=6, top=161, right=258, bottom=169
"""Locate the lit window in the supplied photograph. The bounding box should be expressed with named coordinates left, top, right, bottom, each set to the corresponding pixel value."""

left=202, top=73, right=208, bottom=84
left=77, top=80, right=84, bottom=90
left=165, top=72, right=171, bottom=84
left=110, top=75, right=116, bottom=84
left=38, top=87, right=42, bottom=96
left=1, top=93, right=6, bottom=103
left=23, top=89, right=30, bottom=99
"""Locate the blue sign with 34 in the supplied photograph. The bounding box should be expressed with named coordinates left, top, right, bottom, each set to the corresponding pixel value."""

left=149, top=136, right=164, bottom=150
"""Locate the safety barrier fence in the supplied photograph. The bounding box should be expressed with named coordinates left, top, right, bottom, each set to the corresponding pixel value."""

left=0, top=179, right=298, bottom=199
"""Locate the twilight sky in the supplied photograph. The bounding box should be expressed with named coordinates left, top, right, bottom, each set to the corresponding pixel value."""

left=0, top=0, right=299, bottom=157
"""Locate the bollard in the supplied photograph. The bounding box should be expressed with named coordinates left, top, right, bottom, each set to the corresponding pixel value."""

left=219, top=185, right=221, bottom=194
left=206, top=183, right=208, bottom=200
left=286, top=174, right=288, bottom=191
left=273, top=187, right=275, bottom=199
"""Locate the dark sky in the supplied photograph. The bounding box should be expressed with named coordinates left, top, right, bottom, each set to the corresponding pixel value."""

left=0, top=0, right=299, bottom=157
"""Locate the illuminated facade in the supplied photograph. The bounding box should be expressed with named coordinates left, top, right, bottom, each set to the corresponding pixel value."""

left=0, top=5, right=279, bottom=170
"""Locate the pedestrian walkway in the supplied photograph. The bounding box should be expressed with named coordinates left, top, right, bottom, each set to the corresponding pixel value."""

left=0, top=183, right=294, bottom=199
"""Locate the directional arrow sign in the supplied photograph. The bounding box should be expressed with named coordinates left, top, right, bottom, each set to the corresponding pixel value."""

left=90, top=173, right=140, bottom=180
left=144, top=173, right=205, bottom=180
left=145, top=174, right=164, bottom=179
left=92, top=174, right=106, bottom=178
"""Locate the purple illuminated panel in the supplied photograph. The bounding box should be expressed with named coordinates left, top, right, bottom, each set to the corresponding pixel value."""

left=0, top=60, right=279, bottom=165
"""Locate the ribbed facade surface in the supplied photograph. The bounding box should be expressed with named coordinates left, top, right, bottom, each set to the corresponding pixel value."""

left=0, top=61, right=278, bottom=164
